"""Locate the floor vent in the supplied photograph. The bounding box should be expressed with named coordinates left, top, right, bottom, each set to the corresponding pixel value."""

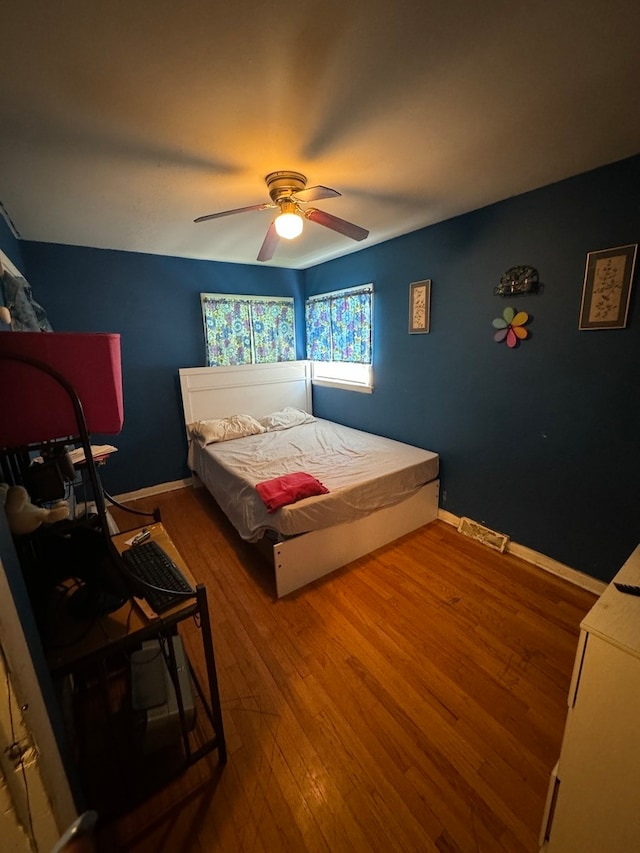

left=457, top=517, right=509, bottom=552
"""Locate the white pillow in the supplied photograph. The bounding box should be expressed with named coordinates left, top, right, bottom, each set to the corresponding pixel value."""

left=258, top=407, right=316, bottom=431
left=189, top=414, right=265, bottom=446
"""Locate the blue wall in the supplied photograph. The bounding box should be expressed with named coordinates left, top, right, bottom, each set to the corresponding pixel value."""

left=20, top=244, right=304, bottom=495
left=307, top=156, right=640, bottom=582
left=12, top=154, right=640, bottom=582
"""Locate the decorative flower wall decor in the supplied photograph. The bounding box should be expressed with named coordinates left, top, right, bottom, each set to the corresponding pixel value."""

left=492, top=307, right=529, bottom=348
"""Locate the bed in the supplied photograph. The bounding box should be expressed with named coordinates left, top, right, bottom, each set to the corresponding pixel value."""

left=179, top=361, right=440, bottom=597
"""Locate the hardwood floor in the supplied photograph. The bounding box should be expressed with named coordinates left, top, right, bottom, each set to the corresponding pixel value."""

left=95, top=487, right=595, bottom=852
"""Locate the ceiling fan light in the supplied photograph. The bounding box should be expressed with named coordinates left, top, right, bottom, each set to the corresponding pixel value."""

left=275, top=211, right=303, bottom=239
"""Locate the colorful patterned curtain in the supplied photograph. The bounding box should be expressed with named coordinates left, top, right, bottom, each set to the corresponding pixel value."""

left=305, top=286, right=372, bottom=363
left=201, top=294, right=295, bottom=366
left=252, top=299, right=296, bottom=363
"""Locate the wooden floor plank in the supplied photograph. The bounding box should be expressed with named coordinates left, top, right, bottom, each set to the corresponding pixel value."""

left=94, top=487, right=596, bottom=852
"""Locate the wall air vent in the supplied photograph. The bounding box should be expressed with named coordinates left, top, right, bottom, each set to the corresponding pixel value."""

left=457, top=517, right=509, bottom=552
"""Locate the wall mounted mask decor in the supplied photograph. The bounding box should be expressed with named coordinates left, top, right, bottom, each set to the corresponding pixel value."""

left=494, top=265, right=539, bottom=296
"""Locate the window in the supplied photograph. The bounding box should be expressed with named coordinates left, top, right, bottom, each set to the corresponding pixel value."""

left=305, top=284, right=373, bottom=392
left=201, top=293, right=296, bottom=366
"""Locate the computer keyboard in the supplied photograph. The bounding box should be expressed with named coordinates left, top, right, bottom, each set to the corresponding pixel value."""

left=121, top=540, right=196, bottom=613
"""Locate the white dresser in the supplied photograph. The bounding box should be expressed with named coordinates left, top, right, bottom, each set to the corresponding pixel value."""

left=540, top=543, right=640, bottom=852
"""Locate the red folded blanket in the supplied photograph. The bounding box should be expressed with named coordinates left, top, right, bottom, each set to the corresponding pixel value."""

left=256, top=471, right=329, bottom=513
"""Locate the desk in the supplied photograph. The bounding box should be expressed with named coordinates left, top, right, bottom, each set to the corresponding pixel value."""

left=47, top=523, right=226, bottom=814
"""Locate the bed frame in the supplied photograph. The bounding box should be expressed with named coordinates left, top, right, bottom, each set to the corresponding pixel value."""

left=179, top=361, right=439, bottom=597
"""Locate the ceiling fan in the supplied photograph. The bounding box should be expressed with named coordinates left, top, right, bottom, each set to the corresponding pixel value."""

left=194, top=170, right=369, bottom=262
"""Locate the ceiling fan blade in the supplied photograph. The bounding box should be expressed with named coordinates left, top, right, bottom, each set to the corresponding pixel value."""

left=194, top=203, right=274, bottom=223
left=294, top=185, right=341, bottom=203
left=257, top=221, right=280, bottom=262
left=305, top=208, right=369, bottom=241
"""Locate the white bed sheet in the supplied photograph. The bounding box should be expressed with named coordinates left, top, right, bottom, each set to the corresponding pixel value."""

left=189, top=418, right=439, bottom=542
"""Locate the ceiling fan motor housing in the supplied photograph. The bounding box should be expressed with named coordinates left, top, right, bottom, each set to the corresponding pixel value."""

left=265, top=170, right=307, bottom=203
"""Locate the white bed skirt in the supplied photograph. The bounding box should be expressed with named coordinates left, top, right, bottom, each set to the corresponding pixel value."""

left=271, top=479, right=439, bottom=596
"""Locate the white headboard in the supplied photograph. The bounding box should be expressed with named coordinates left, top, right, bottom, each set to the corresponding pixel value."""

left=179, top=361, right=313, bottom=426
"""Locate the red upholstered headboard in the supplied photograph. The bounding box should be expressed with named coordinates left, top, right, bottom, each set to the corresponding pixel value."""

left=0, top=332, right=124, bottom=448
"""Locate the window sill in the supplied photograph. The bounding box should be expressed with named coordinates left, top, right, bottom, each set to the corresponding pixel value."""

left=311, top=378, right=373, bottom=394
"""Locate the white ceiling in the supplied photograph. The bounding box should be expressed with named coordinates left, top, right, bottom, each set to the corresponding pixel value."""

left=2, top=1, right=640, bottom=270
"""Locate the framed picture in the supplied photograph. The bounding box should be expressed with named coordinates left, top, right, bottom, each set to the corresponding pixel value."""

left=578, top=244, right=637, bottom=330
left=409, top=279, right=431, bottom=334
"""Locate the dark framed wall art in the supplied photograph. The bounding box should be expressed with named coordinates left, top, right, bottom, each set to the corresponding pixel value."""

left=578, top=243, right=637, bottom=330
left=409, top=279, right=431, bottom=334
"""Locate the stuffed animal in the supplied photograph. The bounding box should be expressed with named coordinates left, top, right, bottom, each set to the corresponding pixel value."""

left=0, top=483, right=69, bottom=536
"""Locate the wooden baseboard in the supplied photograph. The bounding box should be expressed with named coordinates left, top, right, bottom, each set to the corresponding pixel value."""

left=112, top=478, right=192, bottom=505
left=438, top=509, right=606, bottom=595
